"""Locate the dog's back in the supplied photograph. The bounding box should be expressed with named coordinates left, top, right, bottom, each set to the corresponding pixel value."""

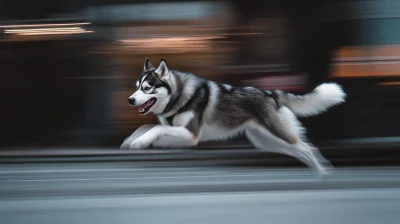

left=167, top=70, right=345, bottom=142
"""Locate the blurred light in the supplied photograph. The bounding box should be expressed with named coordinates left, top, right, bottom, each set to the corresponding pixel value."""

left=16, top=31, right=93, bottom=36
left=118, top=36, right=225, bottom=53
left=0, top=22, right=91, bottom=28
left=119, top=36, right=225, bottom=43
left=5, top=27, right=89, bottom=34
left=1, top=22, right=93, bottom=37
left=378, top=81, right=400, bottom=86
left=330, top=45, right=400, bottom=78
left=5, top=27, right=84, bottom=33
left=4, top=27, right=93, bottom=36
left=221, top=32, right=262, bottom=36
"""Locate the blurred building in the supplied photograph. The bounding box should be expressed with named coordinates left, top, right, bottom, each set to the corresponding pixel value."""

left=1, top=0, right=400, bottom=147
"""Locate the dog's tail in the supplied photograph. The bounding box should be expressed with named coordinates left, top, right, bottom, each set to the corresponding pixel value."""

left=275, top=83, right=346, bottom=117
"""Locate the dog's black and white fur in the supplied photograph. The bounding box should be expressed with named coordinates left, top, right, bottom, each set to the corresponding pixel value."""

left=121, top=58, right=346, bottom=175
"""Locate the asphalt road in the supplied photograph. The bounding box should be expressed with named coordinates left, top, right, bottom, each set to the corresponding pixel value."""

left=1, top=160, right=400, bottom=224
left=2, top=188, right=400, bottom=224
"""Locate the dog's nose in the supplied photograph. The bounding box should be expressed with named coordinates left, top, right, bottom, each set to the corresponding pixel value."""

left=128, top=98, right=135, bottom=105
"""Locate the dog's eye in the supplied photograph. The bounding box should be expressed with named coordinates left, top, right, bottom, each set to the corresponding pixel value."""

left=144, top=86, right=151, bottom=91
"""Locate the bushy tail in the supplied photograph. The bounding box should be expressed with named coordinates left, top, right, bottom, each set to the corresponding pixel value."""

left=276, top=83, right=346, bottom=117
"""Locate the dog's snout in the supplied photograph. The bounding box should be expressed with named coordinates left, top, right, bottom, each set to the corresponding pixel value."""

left=128, top=98, right=135, bottom=105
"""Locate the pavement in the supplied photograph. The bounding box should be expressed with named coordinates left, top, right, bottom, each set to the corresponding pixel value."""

left=2, top=188, right=400, bottom=224
left=1, top=163, right=400, bottom=198
left=1, top=162, right=400, bottom=224
left=2, top=138, right=400, bottom=224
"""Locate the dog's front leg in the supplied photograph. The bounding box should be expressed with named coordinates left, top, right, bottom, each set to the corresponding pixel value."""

left=120, top=124, right=156, bottom=149
left=129, top=125, right=196, bottom=149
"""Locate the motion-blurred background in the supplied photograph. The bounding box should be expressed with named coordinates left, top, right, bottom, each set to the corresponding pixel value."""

left=1, top=1, right=400, bottom=224
left=3, top=0, right=400, bottom=148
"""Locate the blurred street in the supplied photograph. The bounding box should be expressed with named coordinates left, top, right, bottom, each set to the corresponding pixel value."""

left=1, top=153, right=400, bottom=224
left=1, top=145, right=400, bottom=224
left=2, top=187, right=400, bottom=224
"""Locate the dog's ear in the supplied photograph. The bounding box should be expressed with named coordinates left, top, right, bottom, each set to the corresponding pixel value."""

left=143, top=58, right=155, bottom=71
left=155, top=58, right=169, bottom=79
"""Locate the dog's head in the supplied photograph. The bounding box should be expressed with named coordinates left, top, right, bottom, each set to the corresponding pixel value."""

left=128, top=58, right=173, bottom=115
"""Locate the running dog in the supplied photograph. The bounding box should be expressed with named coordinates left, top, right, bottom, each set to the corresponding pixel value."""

left=121, top=58, right=346, bottom=175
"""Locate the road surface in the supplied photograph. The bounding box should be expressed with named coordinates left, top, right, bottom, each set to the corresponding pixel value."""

left=1, top=158, right=400, bottom=224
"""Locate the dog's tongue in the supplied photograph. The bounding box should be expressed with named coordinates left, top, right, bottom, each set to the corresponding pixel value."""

left=138, top=104, right=147, bottom=113
left=138, top=99, right=153, bottom=113
left=138, top=106, right=145, bottom=113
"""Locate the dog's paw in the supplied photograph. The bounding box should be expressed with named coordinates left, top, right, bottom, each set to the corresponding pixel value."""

left=129, top=138, right=152, bottom=150
left=120, top=141, right=130, bottom=150
left=316, top=166, right=335, bottom=180
left=120, top=137, right=134, bottom=149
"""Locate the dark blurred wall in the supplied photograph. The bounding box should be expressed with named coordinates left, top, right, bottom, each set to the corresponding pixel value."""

left=0, top=41, right=89, bottom=146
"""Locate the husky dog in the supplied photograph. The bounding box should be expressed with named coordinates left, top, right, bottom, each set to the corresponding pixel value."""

left=121, top=58, right=346, bottom=175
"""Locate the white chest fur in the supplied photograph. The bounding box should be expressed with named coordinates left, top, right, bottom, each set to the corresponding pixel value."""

left=172, top=110, right=195, bottom=127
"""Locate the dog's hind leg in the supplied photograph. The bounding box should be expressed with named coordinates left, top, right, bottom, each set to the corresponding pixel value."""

left=302, top=141, right=333, bottom=169
left=246, top=128, right=331, bottom=176
left=246, top=129, right=319, bottom=169
left=246, top=106, right=332, bottom=176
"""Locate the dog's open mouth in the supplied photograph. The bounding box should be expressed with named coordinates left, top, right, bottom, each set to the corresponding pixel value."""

left=138, top=98, right=157, bottom=114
